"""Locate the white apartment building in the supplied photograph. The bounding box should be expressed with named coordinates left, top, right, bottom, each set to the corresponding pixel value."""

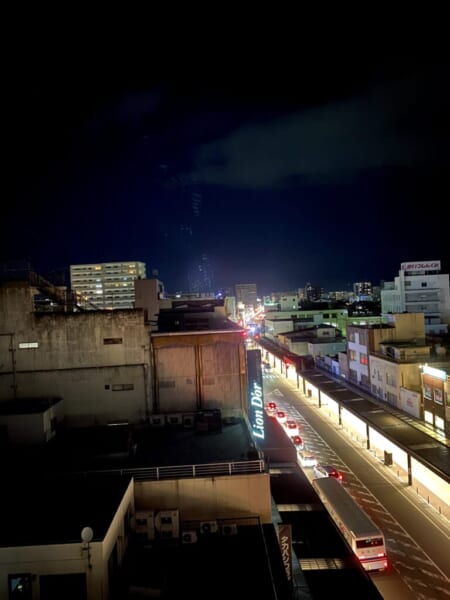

left=70, top=261, right=146, bottom=310
left=381, top=260, right=450, bottom=335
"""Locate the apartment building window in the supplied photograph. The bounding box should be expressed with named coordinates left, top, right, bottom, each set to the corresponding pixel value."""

left=361, top=373, right=369, bottom=387
left=373, top=386, right=383, bottom=398
left=386, top=373, right=397, bottom=387
left=386, top=391, right=397, bottom=404
left=360, top=353, right=368, bottom=365
left=349, top=349, right=357, bottom=361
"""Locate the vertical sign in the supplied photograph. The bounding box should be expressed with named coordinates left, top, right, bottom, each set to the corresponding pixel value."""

left=246, top=348, right=264, bottom=440
left=278, top=523, right=293, bottom=582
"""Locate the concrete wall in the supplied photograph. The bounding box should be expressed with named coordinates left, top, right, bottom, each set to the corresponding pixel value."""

left=134, top=472, right=272, bottom=524
left=0, top=283, right=150, bottom=425
left=2, top=365, right=148, bottom=426
left=1, top=282, right=248, bottom=426
left=0, top=480, right=135, bottom=600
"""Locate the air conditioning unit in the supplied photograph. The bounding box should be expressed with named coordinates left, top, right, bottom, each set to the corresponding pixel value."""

left=166, top=413, right=182, bottom=426
left=200, top=520, right=218, bottom=535
left=181, top=530, right=198, bottom=544
left=149, top=415, right=164, bottom=427
left=221, top=523, right=238, bottom=536
left=155, top=509, right=180, bottom=539
left=183, top=414, right=195, bottom=429
left=135, top=511, right=155, bottom=541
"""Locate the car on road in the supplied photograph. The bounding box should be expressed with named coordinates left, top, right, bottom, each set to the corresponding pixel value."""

left=297, top=448, right=318, bottom=468
left=284, top=419, right=299, bottom=437
left=275, top=411, right=287, bottom=424
left=291, top=435, right=304, bottom=449
left=313, top=464, right=344, bottom=482
left=265, top=401, right=278, bottom=416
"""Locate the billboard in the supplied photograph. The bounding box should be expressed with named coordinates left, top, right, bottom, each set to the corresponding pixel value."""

left=401, top=261, right=440, bottom=272
left=246, top=348, right=264, bottom=440
left=278, top=523, right=293, bottom=583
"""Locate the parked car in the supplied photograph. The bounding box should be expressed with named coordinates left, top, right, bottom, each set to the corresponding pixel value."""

left=313, top=464, right=344, bottom=482
left=297, top=448, right=318, bottom=468
left=284, top=419, right=299, bottom=437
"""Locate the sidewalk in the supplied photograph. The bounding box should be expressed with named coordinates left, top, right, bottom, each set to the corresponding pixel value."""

left=287, top=371, right=450, bottom=524
left=316, top=367, right=450, bottom=448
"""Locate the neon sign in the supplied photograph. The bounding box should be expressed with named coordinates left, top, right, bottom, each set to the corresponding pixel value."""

left=246, top=348, right=265, bottom=440
left=249, top=381, right=264, bottom=439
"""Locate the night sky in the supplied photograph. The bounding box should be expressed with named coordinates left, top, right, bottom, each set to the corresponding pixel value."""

left=4, top=32, right=449, bottom=296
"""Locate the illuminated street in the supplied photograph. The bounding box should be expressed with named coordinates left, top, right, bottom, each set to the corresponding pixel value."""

left=262, top=366, right=450, bottom=599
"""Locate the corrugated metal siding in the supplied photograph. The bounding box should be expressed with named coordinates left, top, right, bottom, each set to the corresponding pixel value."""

left=200, top=343, right=241, bottom=410
left=156, top=346, right=197, bottom=412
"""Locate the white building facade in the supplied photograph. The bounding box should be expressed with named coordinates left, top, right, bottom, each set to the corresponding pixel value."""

left=381, top=260, right=450, bottom=335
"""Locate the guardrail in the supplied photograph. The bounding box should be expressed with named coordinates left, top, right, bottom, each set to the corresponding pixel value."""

left=50, top=459, right=266, bottom=482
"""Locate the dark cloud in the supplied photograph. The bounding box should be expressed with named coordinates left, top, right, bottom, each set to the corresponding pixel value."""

left=188, top=67, right=449, bottom=188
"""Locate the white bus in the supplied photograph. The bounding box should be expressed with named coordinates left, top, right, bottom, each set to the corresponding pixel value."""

left=312, top=477, right=388, bottom=572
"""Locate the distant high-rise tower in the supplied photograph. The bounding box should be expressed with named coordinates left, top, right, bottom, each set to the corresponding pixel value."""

left=304, top=282, right=322, bottom=302
left=353, top=281, right=373, bottom=300
left=235, top=283, right=258, bottom=307
left=189, top=254, right=215, bottom=294
left=70, top=261, right=146, bottom=310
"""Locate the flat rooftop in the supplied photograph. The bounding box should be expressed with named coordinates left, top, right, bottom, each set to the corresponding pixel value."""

left=4, top=412, right=383, bottom=598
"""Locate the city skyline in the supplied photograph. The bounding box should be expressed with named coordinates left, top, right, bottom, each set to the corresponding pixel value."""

left=4, top=39, right=449, bottom=295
